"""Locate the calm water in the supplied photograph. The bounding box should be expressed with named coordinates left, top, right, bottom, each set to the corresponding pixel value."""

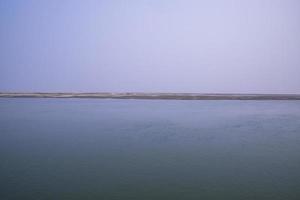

left=1, top=98, right=300, bottom=200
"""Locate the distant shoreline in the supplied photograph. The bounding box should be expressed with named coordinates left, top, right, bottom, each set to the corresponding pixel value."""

left=1, top=92, right=300, bottom=100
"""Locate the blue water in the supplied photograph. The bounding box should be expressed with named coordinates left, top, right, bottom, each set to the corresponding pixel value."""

left=1, top=98, right=300, bottom=199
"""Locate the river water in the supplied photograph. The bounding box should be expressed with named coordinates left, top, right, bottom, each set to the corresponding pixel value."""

left=1, top=98, right=300, bottom=199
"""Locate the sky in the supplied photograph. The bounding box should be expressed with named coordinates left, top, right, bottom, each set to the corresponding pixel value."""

left=0, top=0, right=300, bottom=93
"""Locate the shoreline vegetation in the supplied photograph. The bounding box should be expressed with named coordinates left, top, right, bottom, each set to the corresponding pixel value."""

left=1, top=92, right=300, bottom=100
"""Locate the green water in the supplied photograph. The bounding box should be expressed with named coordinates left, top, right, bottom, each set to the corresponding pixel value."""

left=1, top=99, right=300, bottom=199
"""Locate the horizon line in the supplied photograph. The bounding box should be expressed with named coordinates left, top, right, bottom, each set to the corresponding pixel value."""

left=1, top=92, right=300, bottom=100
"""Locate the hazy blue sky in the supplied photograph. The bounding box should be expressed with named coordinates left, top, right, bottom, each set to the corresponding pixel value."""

left=1, top=0, right=300, bottom=93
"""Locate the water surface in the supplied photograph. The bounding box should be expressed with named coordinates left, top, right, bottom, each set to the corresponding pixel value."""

left=1, top=99, right=300, bottom=199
